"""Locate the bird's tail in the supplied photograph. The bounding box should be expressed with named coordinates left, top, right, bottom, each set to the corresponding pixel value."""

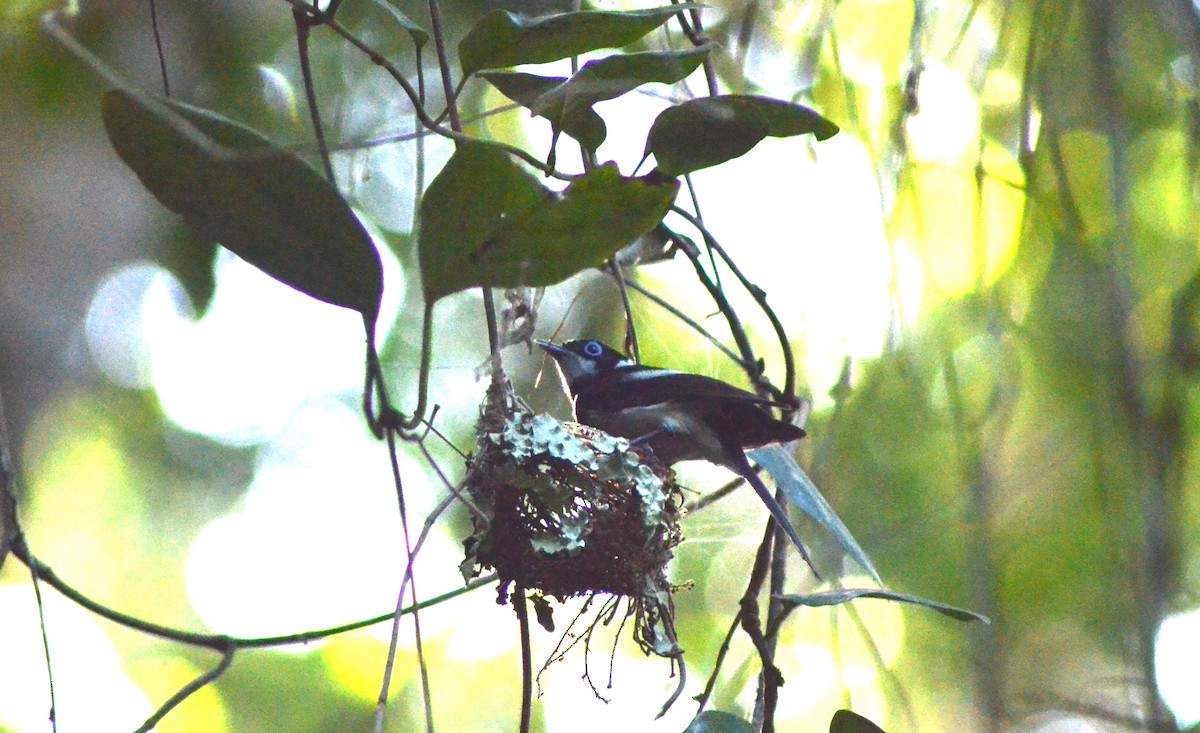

left=736, top=456, right=820, bottom=579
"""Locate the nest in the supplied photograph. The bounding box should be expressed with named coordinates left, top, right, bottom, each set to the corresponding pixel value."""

left=460, top=379, right=684, bottom=659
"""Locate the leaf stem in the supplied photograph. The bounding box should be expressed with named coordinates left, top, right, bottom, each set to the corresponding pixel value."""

left=293, top=8, right=337, bottom=183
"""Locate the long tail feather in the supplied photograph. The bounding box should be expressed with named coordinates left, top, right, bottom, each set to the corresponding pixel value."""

left=741, top=466, right=821, bottom=579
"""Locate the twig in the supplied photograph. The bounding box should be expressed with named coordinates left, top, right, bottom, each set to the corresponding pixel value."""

left=293, top=7, right=337, bottom=183
left=514, top=583, right=534, bottom=733
left=276, top=0, right=571, bottom=180
left=619, top=273, right=786, bottom=403
left=670, top=206, right=798, bottom=404
left=1, top=389, right=56, bottom=732
left=608, top=260, right=640, bottom=363
left=743, top=519, right=782, bottom=733
left=375, top=427, right=434, bottom=733
left=133, top=645, right=235, bottom=733
left=147, top=0, right=170, bottom=96
left=666, top=209, right=769, bottom=397
left=692, top=608, right=741, bottom=714
left=12, top=535, right=495, bottom=648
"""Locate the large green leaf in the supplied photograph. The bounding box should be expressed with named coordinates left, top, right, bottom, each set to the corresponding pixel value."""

left=459, top=5, right=695, bottom=77
left=529, top=47, right=709, bottom=153
left=829, top=710, right=887, bottom=733
left=683, top=711, right=754, bottom=733
left=418, top=140, right=678, bottom=303
left=481, top=71, right=607, bottom=152
left=646, top=95, right=840, bottom=176
left=101, top=89, right=384, bottom=331
left=484, top=47, right=709, bottom=154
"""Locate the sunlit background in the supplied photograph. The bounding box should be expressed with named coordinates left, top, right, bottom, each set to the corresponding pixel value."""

left=2, top=0, right=1200, bottom=731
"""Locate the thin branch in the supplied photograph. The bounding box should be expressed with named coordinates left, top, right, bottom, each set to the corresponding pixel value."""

left=12, top=536, right=495, bottom=649
left=617, top=253, right=799, bottom=410
left=761, top=492, right=790, bottom=731
left=670, top=206, right=798, bottom=404
left=293, top=7, right=337, bottom=182
left=375, top=426, right=434, bottom=733
left=608, top=260, right=640, bottom=363
left=693, top=607, right=742, bottom=715
left=426, top=0, right=501, bottom=362
left=515, top=583, right=534, bottom=733
left=744, top=519, right=781, bottom=732
left=25, top=538, right=57, bottom=733
left=133, top=646, right=235, bottom=733
left=275, top=0, right=570, bottom=180
left=147, top=0, right=170, bottom=96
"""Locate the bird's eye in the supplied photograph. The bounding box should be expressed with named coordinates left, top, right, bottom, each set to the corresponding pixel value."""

left=583, top=341, right=603, bottom=357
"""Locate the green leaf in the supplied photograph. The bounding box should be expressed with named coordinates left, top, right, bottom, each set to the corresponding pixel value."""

left=418, top=140, right=678, bottom=303
left=778, top=588, right=990, bottom=624
left=529, top=47, right=710, bottom=153
left=830, top=710, right=887, bottom=733
left=481, top=71, right=607, bottom=152
left=684, top=711, right=755, bottom=733
left=101, top=89, right=384, bottom=331
left=459, top=5, right=695, bottom=78
left=647, top=95, right=840, bottom=176
left=748, top=95, right=840, bottom=139
left=364, top=0, right=429, bottom=48
left=749, top=446, right=882, bottom=585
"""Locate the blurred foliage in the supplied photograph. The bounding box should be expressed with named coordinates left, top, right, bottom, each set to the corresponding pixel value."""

left=2, top=0, right=1200, bottom=732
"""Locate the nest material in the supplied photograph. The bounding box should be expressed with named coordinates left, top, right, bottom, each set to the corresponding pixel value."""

left=463, top=410, right=682, bottom=600
left=460, top=378, right=684, bottom=658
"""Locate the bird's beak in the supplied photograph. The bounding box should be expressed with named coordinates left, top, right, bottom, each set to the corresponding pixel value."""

left=536, top=339, right=567, bottom=360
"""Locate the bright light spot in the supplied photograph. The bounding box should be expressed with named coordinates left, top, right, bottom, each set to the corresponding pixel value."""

left=149, top=239, right=403, bottom=446
left=1156, top=607, right=1200, bottom=726
left=539, top=615, right=698, bottom=733
left=337, top=134, right=454, bottom=235
left=981, top=69, right=1023, bottom=107
left=321, top=631, right=393, bottom=701
left=892, top=164, right=1021, bottom=298
left=906, top=65, right=980, bottom=166
left=1027, top=107, right=1043, bottom=151
left=832, top=0, right=914, bottom=86
left=86, top=262, right=192, bottom=389
left=1171, top=55, right=1198, bottom=95
left=0, top=585, right=152, bottom=732
left=442, top=589, right=521, bottom=662
left=1022, top=713, right=1110, bottom=733
left=1130, top=129, right=1190, bottom=240
left=185, top=399, right=445, bottom=638
left=741, top=3, right=823, bottom=95
left=257, top=65, right=299, bottom=125
left=20, top=394, right=146, bottom=587
left=661, top=132, right=916, bottom=408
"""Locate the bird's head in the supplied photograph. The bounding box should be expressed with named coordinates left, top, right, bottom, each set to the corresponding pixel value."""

left=536, top=339, right=630, bottom=392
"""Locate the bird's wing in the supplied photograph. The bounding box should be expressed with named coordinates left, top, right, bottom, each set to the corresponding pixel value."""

left=593, top=367, right=782, bottom=410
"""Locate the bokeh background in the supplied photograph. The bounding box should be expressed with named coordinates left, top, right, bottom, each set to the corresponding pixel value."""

left=3, top=0, right=1200, bottom=731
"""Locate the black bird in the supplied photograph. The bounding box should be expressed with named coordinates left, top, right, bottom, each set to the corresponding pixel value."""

left=537, top=338, right=815, bottom=569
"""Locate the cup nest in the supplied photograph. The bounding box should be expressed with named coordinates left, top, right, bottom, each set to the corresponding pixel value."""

left=460, top=381, right=684, bottom=658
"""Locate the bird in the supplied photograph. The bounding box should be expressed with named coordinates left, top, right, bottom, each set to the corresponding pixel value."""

left=537, top=338, right=816, bottom=571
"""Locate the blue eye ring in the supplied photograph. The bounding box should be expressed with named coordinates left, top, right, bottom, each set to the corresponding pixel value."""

left=583, top=341, right=603, bottom=357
